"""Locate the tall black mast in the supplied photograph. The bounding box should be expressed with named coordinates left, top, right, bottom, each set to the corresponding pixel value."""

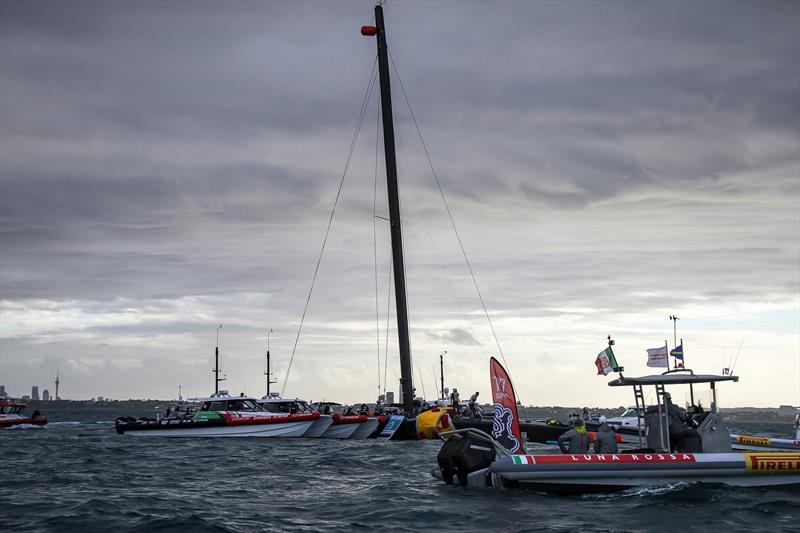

left=363, top=5, right=414, bottom=413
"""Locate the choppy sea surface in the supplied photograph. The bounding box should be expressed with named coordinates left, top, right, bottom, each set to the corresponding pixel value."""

left=2, top=418, right=799, bottom=532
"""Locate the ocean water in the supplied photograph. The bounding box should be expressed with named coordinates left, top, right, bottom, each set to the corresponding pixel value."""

left=1, top=420, right=798, bottom=532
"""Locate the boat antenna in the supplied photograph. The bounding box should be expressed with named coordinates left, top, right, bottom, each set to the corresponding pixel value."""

left=362, top=3, right=415, bottom=413
left=213, top=324, right=226, bottom=394
left=608, top=335, right=623, bottom=376
left=265, top=329, right=277, bottom=396
left=729, top=337, right=746, bottom=375
left=439, top=350, right=447, bottom=400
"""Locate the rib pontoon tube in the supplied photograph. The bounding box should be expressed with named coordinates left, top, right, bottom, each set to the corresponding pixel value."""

left=487, top=452, right=800, bottom=493
left=432, top=430, right=800, bottom=493
left=729, top=434, right=800, bottom=452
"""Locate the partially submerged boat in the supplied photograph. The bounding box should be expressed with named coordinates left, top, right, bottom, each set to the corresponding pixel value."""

left=257, top=395, right=333, bottom=438
left=0, top=400, right=47, bottom=428
left=115, top=394, right=320, bottom=437
left=310, top=402, right=380, bottom=439
left=432, top=364, right=800, bottom=493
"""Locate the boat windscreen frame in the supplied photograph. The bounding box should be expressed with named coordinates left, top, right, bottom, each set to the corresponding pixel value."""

left=609, top=368, right=736, bottom=451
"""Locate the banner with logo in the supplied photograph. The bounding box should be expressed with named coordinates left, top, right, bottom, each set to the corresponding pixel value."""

left=490, top=356, right=523, bottom=453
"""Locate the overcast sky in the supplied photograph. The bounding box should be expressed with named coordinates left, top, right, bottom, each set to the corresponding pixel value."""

left=1, top=0, right=798, bottom=408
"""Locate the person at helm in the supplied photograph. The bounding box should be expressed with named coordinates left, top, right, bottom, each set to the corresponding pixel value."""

left=593, top=415, right=619, bottom=454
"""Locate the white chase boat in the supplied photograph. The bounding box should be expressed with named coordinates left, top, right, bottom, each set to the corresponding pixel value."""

left=115, top=394, right=319, bottom=438
left=257, top=395, right=333, bottom=438
left=312, top=402, right=379, bottom=439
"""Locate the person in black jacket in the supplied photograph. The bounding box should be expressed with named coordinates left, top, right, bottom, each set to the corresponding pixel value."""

left=593, top=416, right=619, bottom=454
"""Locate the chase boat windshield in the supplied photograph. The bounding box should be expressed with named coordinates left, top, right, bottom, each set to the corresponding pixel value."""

left=607, top=368, right=739, bottom=452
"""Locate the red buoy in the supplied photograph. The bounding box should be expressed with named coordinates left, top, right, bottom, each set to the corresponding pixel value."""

left=361, top=25, right=378, bottom=36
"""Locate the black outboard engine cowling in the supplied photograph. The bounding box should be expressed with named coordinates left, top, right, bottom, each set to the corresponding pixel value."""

left=437, top=432, right=496, bottom=486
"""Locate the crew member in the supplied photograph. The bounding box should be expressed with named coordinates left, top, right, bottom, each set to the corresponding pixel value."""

left=558, top=418, right=590, bottom=454
left=593, top=415, right=619, bottom=454
left=664, top=392, right=697, bottom=451
left=412, top=397, right=422, bottom=416
left=450, top=388, right=460, bottom=414
left=468, top=392, right=479, bottom=418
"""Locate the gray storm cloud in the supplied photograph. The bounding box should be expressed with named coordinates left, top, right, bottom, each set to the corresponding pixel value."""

left=1, top=1, right=797, bottom=406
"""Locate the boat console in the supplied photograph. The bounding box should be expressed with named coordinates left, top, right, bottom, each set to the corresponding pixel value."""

left=644, top=408, right=731, bottom=453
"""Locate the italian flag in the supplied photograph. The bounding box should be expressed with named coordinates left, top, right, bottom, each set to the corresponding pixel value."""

left=512, top=455, right=535, bottom=465
left=595, top=346, right=619, bottom=375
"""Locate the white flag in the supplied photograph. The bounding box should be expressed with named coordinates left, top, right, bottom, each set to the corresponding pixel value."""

left=646, top=346, right=668, bottom=368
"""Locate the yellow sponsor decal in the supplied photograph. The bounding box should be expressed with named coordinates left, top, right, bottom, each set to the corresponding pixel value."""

left=745, top=453, right=800, bottom=474
left=736, top=435, right=772, bottom=447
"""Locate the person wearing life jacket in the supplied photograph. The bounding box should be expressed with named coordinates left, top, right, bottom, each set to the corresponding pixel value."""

left=558, top=418, right=591, bottom=454
left=468, top=392, right=479, bottom=418
left=593, top=415, right=619, bottom=454
left=450, top=388, right=460, bottom=415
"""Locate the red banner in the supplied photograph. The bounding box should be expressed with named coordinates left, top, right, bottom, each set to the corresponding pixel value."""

left=490, top=357, right=523, bottom=453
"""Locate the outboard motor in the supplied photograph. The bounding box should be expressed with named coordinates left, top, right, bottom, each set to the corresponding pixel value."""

left=437, top=431, right=496, bottom=486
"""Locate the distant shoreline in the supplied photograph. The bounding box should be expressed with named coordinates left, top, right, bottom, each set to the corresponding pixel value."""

left=6, top=399, right=796, bottom=425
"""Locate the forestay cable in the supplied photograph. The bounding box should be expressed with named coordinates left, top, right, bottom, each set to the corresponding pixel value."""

left=281, top=57, right=379, bottom=396
left=388, top=51, right=510, bottom=373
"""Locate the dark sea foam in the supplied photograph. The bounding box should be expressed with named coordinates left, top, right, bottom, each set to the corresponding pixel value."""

left=2, top=420, right=799, bottom=532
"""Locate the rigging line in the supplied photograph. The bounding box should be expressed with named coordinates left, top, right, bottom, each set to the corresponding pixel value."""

left=730, top=337, right=746, bottom=375
left=394, top=107, right=479, bottom=344
left=281, top=57, right=379, bottom=396
left=388, top=50, right=509, bottom=371
left=373, top=81, right=382, bottom=398
left=383, top=261, right=393, bottom=397
left=388, top=74, right=415, bottom=374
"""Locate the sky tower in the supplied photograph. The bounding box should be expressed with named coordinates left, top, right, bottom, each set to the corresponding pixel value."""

left=55, top=369, right=60, bottom=400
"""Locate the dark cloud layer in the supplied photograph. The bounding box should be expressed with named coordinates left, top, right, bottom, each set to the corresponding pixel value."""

left=1, top=1, right=797, bottom=405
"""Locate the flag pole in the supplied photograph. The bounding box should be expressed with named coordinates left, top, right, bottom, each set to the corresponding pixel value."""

left=608, top=335, right=623, bottom=376
left=665, top=340, right=670, bottom=371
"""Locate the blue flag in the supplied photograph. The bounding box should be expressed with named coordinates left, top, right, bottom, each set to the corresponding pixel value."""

left=670, top=344, right=684, bottom=360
